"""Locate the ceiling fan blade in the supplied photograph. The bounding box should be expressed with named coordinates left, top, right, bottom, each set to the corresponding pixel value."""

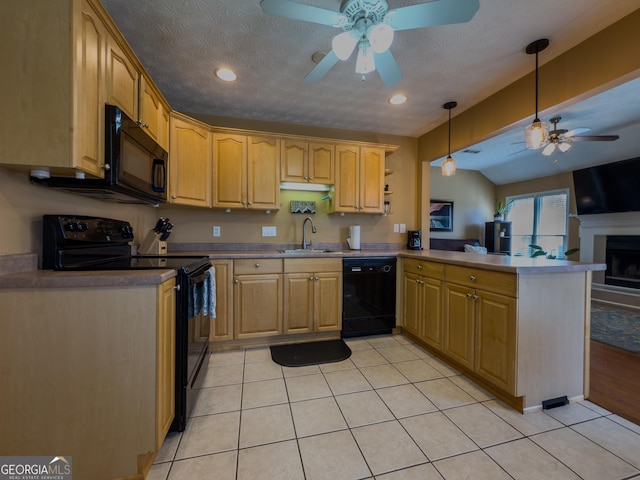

left=260, top=0, right=344, bottom=27
left=564, top=127, right=591, bottom=137
left=541, top=143, right=556, bottom=156
left=387, top=0, right=480, bottom=31
left=373, top=50, right=402, bottom=87
left=570, top=135, right=620, bottom=142
left=304, top=50, right=339, bottom=83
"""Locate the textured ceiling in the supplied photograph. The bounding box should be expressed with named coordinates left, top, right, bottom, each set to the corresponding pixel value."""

left=101, top=0, right=640, bottom=184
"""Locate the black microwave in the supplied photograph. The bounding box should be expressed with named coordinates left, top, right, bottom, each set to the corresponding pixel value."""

left=30, top=104, right=168, bottom=206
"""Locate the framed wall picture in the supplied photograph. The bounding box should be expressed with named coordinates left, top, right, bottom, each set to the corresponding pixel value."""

left=430, top=200, right=453, bottom=232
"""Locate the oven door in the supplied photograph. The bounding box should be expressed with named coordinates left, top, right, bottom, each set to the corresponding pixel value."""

left=172, top=264, right=211, bottom=432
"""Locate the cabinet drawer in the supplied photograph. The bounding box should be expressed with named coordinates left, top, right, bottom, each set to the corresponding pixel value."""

left=284, top=257, right=342, bottom=273
left=445, top=265, right=516, bottom=296
left=234, top=258, right=283, bottom=275
left=403, top=258, right=444, bottom=279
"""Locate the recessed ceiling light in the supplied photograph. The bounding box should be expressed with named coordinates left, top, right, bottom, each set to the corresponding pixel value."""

left=215, top=68, right=237, bottom=82
left=389, top=94, right=407, bottom=105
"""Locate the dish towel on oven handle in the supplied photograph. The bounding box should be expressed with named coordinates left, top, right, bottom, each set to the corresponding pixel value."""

left=203, top=266, right=216, bottom=319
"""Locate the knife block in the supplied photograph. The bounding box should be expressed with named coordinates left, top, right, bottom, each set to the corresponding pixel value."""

left=138, top=230, right=167, bottom=255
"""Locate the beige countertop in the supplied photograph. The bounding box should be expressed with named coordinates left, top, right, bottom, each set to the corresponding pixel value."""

left=0, top=247, right=605, bottom=289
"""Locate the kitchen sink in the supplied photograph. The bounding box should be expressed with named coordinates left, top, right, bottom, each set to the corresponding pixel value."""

left=279, top=249, right=331, bottom=254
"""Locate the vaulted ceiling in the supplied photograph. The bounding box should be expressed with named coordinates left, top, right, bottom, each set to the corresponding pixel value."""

left=102, top=0, right=640, bottom=184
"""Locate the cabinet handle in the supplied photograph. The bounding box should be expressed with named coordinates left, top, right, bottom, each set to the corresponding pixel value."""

left=304, top=176, right=309, bottom=181
left=315, top=276, right=319, bottom=281
left=171, top=195, right=177, bottom=199
left=417, top=265, right=423, bottom=269
left=469, top=275, right=477, bottom=281
left=254, top=263, right=260, bottom=268
left=473, top=294, right=479, bottom=301
left=309, top=176, right=313, bottom=181
left=466, top=293, right=473, bottom=298
left=309, top=276, right=314, bottom=281
left=101, top=164, right=111, bottom=171
left=174, top=285, right=181, bottom=291
left=234, top=279, right=239, bottom=284
left=248, top=201, right=252, bottom=205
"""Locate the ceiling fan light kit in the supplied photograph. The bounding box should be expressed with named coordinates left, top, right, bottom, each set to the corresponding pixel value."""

left=524, top=38, right=550, bottom=149
left=260, top=0, right=479, bottom=86
left=442, top=101, right=458, bottom=176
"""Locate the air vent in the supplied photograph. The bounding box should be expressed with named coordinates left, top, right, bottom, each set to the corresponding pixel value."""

left=463, top=149, right=481, bottom=154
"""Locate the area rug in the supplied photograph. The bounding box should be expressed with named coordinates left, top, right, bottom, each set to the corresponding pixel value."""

left=270, top=340, right=351, bottom=367
left=591, top=303, right=640, bottom=354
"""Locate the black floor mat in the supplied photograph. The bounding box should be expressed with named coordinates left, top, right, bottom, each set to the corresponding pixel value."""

left=270, top=339, right=352, bottom=367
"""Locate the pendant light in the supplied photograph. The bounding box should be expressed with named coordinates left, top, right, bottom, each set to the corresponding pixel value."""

left=524, top=38, right=550, bottom=149
left=441, top=101, right=457, bottom=176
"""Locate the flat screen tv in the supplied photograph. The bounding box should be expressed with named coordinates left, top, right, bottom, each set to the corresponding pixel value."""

left=572, top=157, right=640, bottom=215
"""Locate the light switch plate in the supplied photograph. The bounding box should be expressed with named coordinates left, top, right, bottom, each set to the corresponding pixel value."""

left=393, top=224, right=399, bottom=233
left=213, top=226, right=221, bottom=237
left=400, top=224, right=406, bottom=233
left=262, top=226, right=277, bottom=237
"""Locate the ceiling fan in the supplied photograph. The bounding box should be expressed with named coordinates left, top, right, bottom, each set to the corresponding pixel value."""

left=541, top=116, right=620, bottom=156
left=259, top=0, right=480, bottom=86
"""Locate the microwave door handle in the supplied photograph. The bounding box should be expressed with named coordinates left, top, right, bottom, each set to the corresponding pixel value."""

left=151, top=159, right=166, bottom=192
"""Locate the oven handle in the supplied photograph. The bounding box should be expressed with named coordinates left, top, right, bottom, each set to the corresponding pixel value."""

left=189, top=269, right=212, bottom=286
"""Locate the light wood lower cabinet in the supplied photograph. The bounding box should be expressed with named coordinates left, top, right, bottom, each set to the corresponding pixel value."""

left=210, top=260, right=234, bottom=342
left=233, top=259, right=283, bottom=339
left=0, top=279, right=176, bottom=480
left=402, top=257, right=592, bottom=411
left=402, top=259, right=444, bottom=350
left=283, top=258, right=342, bottom=334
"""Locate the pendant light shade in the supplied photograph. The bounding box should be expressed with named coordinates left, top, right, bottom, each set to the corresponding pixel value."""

left=524, top=39, right=550, bottom=149
left=442, top=101, right=457, bottom=176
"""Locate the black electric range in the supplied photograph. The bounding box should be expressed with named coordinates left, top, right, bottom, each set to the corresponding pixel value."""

left=42, top=215, right=212, bottom=432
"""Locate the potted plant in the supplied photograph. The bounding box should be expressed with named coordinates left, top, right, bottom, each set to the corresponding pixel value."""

left=494, top=199, right=512, bottom=221
left=529, top=244, right=580, bottom=259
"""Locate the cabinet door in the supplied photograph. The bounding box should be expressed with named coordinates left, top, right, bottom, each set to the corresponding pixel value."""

left=314, top=272, right=342, bottom=331
left=422, top=277, right=444, bottom=351
left=139, top=75, right=169, bottom=151
left=281, top=139, right=308, bottom=183
left=106, top=35, right=139, bottom=121
left=333, top=145, right=360, bottom=212
left=210, top=260, right=234, bottom=342
left=169, top=115, right=212, bottom=207
left=248, top=136, right=280, bottom=209
left=359, top=147, right=385, bottom=213
left=283, top=273, right=314, bottom=334
left=475, top=290, right=517, bottom=394
left=403, top=272, right=422, bottom=337
left=74, top=0, right=106, bottom=177
left=444, top=283, right=475, bottom=369
left=156, top=280, right=176, bottom=450
left=213, top=133, right=247, bottom=208
left=234, top=274, right=283, bottom=339
left=309, top=142, right=334, bottom=184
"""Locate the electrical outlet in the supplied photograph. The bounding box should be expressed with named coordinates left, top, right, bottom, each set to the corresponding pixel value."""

left=400, top=224, right=406, bottom=233
left=213, top=226, right=221, bottom=237
left=393, top=224, right=399, bottom=233
left=262, top=226, right=276, bottom=237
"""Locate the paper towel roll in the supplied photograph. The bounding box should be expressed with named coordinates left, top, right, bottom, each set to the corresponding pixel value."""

left=347, top=225, right=361, bottom=250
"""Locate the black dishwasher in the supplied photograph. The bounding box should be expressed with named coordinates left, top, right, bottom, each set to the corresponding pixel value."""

left=342, top=257, right=396, bottom=337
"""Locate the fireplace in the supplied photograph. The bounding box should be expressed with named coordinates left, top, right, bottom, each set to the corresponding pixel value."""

left=606, top=236, right=640, bottom=289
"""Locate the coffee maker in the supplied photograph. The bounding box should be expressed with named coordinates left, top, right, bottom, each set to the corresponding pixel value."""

left=407, top=230, right=422, bottom=250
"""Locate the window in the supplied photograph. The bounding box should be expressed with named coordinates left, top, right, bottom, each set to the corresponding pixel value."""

left=506, top=189, right=569, bottom=257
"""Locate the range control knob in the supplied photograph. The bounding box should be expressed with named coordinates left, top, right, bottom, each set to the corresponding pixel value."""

left=120, top=224, right=134, bottom=239
left=382, top=265, right=392, bottom=273
left=64, top=222, right=76, bottom=232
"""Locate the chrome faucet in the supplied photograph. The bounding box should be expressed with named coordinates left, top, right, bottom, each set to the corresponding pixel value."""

left=302, top=217, right=317, bottom=250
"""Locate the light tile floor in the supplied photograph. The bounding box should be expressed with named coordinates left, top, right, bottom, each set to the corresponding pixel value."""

left=149, top=334, right=640, bottom=480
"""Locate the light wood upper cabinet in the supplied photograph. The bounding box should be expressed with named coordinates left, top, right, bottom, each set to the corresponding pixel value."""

left=169, top=113, right=212, bottom=207
left=330, top=145, right=385, bottom=214
left=106, top=34, right=139, bottom=121
left=281, top=140, right=334, bottom=184
left=213, top=133, right=280, bottom=210
left=140, top=74, right=169, bottom=151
